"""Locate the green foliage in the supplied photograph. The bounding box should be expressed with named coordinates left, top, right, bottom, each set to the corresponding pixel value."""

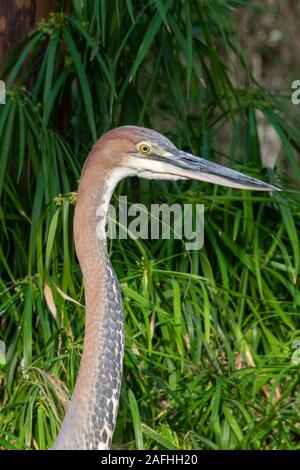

left=0, top=0, right=299, bottom=450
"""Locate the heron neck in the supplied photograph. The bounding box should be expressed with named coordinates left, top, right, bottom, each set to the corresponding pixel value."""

left=54, top=170, right=124, bottom=450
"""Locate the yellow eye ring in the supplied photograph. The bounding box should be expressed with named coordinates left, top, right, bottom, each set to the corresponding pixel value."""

left=139, top=143, right=151, bottom=154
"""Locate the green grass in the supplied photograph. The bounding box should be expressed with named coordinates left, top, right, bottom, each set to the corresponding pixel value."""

left=0, top=0, right=300, bottom=450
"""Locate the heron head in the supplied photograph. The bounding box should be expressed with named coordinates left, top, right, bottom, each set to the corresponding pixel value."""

left=98, top=125, right=279, bottom=191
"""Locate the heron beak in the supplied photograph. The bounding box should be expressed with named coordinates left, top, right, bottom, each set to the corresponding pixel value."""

left=158, top=149, right=280, bottom=191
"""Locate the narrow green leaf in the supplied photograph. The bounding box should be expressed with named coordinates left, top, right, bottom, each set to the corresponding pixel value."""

left=128, top=388, right=144, bottom=450
left=23, top=285, right=33, bottom=367
left=63, top=28, right=97, bottom=141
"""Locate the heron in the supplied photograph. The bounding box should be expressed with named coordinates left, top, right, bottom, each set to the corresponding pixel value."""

left=53, top=125, right=278, bottom=450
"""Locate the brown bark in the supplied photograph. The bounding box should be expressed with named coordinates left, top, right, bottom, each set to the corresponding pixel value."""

left=0, top=0, right=54, bottom=66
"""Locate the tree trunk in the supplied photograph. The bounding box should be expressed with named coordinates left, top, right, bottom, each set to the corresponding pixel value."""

left=0, top=0, right=54, bottom=66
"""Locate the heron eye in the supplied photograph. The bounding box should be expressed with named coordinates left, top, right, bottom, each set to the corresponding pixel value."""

left=139, top=143, right=151, bottom=154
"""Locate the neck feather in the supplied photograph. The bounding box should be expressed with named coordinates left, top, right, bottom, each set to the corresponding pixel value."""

left=54, top=168, right=128, bottom=450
